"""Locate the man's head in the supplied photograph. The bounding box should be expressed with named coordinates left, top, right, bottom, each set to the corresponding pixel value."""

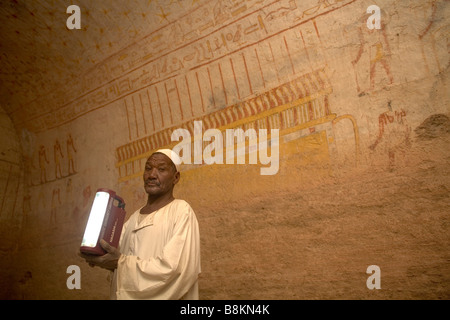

left=143, top=150, right=181, bottom=197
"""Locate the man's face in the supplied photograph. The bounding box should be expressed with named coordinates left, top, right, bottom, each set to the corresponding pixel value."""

left=143, top=153, right=179, bottom=196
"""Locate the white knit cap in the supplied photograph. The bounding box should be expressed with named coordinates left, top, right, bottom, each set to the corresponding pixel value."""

left=154, top=149, right=181, bottom=172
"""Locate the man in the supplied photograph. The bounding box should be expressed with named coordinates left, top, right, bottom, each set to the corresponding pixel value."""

left=81, top=149, right=201, bottom=299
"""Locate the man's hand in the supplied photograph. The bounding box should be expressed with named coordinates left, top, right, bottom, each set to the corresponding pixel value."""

left=79, top=240, right=121, bottom=271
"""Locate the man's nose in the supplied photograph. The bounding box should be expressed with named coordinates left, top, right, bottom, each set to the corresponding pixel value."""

left=148, top=167, right=158, bottom=178
left=144, top=168, right=158, bottom=179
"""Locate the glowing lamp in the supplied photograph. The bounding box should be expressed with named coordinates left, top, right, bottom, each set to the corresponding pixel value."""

left=80, top=189, right=126, bottom=255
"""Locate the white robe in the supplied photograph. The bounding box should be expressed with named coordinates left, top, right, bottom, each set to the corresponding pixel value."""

left=110, top=199, right=201, bottom=300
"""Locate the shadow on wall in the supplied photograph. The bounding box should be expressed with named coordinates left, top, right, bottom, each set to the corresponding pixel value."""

left=414, top=114, right=450, bottom=140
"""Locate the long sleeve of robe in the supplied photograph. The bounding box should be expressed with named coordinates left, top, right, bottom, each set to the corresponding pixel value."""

left=110, top=199, right=201, bottom=300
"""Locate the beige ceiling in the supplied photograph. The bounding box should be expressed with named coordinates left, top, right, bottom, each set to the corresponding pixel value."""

left=0, top=0, right=199, bottom=131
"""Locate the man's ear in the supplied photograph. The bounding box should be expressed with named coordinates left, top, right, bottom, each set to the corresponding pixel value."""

left=173, top=171, right=180, bottom=185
